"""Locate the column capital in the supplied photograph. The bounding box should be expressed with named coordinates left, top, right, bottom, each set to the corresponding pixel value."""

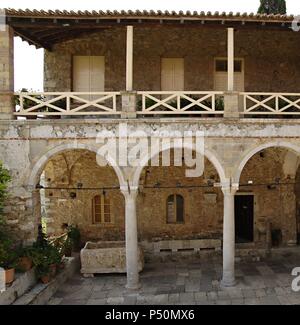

left=120, top=185, right=139, bottom=199
left=221, top=182, right=239, bottom=196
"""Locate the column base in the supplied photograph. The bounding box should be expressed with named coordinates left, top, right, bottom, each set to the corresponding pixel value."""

left=220, top=278, right=236, bottom=288
left=125, top=282, right=141, bottom=291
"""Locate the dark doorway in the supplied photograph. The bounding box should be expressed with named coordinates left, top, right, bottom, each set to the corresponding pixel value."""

left=235, top=195, right=254, bottom=243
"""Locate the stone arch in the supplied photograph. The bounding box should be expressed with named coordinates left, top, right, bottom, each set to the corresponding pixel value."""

left=28, top=143, right=126, bottom=189
left=131, top=143, right=227, bottom=188
left=233, top=141, right=300, bottom=184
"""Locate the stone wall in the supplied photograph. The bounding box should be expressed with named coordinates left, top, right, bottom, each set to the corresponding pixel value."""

left=41, top=150, right=125, bottom=241
left=0, top=25, right=14, bottom=119
left=44, top=27, right=300, bottom=92
left=295, top=169, right=300, bottom=242
left=0, top=119, right=300, bottom=245
left=41, top=147, right=298, bottom=247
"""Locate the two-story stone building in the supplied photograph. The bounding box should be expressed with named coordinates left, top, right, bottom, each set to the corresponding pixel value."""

left=0, top=8, right=300, bottom=289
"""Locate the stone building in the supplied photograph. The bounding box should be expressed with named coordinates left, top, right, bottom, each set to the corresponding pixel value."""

left=0, top=9, right=300, bottom=289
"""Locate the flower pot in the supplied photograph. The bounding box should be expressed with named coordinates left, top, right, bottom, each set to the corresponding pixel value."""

left=5, top=268, right=15, bottom=285
left=40, top=274, right=51, bottom=284
left=49, top=264, right=57, bottom=277
left=19, top=257, right=33, bottom=272
left=58, top=262, right=65, bottom=270
left=64, top=248, right=72, bottom=257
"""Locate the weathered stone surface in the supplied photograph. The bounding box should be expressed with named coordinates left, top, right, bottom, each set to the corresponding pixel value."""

left=0, top=25, right=14, bottom=118
left=80, top=242, right=144, bottom=275
left=0, top=119, right=299, bottom=245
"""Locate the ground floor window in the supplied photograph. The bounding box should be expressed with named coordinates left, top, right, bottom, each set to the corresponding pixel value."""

left=92, top=194, right=111, bottom=224
left=167, top=194, right=184, bottom=224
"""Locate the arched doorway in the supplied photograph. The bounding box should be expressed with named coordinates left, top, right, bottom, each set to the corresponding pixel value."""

left=234, top=145, right=299, bottom=248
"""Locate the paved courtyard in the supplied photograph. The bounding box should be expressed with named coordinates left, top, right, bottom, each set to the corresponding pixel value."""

left=48, top=251, right=300, bottom=305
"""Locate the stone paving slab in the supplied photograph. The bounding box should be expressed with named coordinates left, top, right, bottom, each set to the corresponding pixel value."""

left=47, top=252, right=300, bottom=305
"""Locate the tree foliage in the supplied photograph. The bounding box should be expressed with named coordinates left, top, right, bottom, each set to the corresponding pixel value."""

left=258, top=0, right=287, bottom=15
left=0, top=162, right=11, bottom=228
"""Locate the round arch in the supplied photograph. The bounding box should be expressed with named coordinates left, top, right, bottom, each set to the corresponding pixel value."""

left=233, top=141, right=300, bottom=184
left=28, top=143, right=126, bottom=189
left=131, top=143, right=227, bottom=187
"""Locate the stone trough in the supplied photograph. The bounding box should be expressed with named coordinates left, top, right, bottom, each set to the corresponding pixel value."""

left=80, top=241, right=144, bottom=277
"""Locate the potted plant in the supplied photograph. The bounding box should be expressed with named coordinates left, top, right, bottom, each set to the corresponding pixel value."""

left=35, top=263, right=52, bottom=284
left=0, top=239, right=18, bottom=284
left=66, top=225, right=81, bottom=252
left=31, top=226, right=64, bottom=283
left=17, top=245, right=34, bottom=272
left=31, top=246, right=52, bottom=284
left=48, top=245, right=62, bottom=277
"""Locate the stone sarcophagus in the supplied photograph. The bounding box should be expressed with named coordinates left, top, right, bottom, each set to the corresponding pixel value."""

left=80, top=241, right=144, bottom=276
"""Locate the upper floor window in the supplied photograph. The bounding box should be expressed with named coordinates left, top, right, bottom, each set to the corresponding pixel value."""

left=161, top=58, right=184, bottom=91
left=215, top=59, right=242, bottom=73
left=214, top=58, right=244, bottom=92
left=73, top=56, right=105, bottom=95
left=167, top=194, right=184, bottom=224
left=92, top=194, right=111, bottom=224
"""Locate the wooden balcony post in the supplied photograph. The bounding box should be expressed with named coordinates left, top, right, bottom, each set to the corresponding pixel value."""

left=126, top=26, right=133, bottom=92
left=227, top=27, right=234, bottom=92
left=225, top=28, right=240, bottom=118
left=121, top=26, right=137, bottom=119
left=0, top=25, right=14, bottom=119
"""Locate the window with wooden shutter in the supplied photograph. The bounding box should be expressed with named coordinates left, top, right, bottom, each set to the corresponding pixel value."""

left=73, top=56, right=105, bottom=99
left=214, top=58, right=244, bottom=91
left=161, top=58, right=184, bottom=91
left=167, top=194, right=184, bottom=224
left=92, top=195, right=111, bottom=224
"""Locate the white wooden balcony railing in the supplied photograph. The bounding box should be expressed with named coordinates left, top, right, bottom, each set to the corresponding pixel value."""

left=14, top=92, right=121, bottom=116
left=242, top=92, right=300, bottom=116
left=137, top=91, right=225, bottom=115
left=13, top=91, right=300, bottom=118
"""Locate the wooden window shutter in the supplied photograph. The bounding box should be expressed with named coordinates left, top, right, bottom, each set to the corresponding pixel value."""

left=73, top=56, right=105, bottom=94
left=92, top=195, right=111, bottom=224
left=161, top=58, right=184, bottom=91
left=167, top=194, right=184, bottom=224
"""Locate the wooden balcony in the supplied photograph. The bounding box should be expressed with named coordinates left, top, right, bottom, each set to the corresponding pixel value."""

left=14, top=91, right=300, bottom=119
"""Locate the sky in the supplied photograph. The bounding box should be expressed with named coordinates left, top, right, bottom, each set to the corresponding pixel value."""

left=1, top=0, right=299, bottom=91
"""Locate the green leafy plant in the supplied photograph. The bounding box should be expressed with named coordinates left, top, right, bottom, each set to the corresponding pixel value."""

left=0, top=162, right=11, bottom=221
left=0, top=163, right=14, bottom=270
left=31, top=226, right=64, bottom=281
left=0, top=238, right=18, bottom=270
left=66, top=225, right=81, bottom=250
left=14, top=88, right=45, bottom=110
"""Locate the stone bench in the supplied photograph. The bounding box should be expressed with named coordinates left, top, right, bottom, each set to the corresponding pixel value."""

left=142, top=239, right=222, bottom=254
left=80, top=241, right=144, bottom=277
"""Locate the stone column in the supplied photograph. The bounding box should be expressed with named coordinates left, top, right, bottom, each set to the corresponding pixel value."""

left=121, top=91, right=137, bottom=119
left=221, top=183, right=238, bottom=287
left=0, top=24, right=14, bottom=119
left=224, top=92, right=240, bottom=118
left=121, top=186, right=140, bottom=290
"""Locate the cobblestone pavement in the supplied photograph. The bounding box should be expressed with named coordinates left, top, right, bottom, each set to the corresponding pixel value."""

left=48, top=253, right=300, bottom=305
